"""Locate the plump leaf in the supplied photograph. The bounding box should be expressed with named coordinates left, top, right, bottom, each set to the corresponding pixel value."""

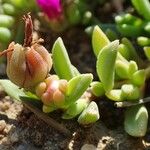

left=62, top=98, right=89, bottom=119
left=52, top=37, right=75, bottom=80
left=92, top=25, right=110, bottom=57
left=90, top=81, right=105, bottom=97
left=131, top=70, right=146, bottom=86
left=78, top=101, right=100, bottom=125
left=66, top=74, right=93, bottom=105
left=132, top=0, right=150, bottom=21
left=0, top=79, right=25, bottom=101
left=105, top=89, right=122, bottom=101
left=144, top=47, right=150, bottom=60
left=97, top=40, right=119, bottom=92
left=124, top=105, right=148, bottom=137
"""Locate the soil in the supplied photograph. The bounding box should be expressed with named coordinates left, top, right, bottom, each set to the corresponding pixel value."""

left=1, top=1, right=150, bottom=150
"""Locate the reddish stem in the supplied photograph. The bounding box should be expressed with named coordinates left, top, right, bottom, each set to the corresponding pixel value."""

left=0, top=48, right=13, bottom=57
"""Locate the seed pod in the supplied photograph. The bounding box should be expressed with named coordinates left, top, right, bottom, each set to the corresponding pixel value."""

left=124, top=105, right=148, bottom=137
left=6, top=42, right=52, bottom=90
left=78, top=101, right=99, bottom=125
left=0, top=14, right=52, bottom=90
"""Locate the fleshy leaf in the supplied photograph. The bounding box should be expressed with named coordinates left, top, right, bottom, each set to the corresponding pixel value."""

left=0, top=79, right=26, bottom=101
left=90, top=81, right=105, bottom=97
left=62, top=98, right=89, bottom=119
left=132, top=0, right=150, bottom=21
left=124, top=105, right=148, bottom=137
left=97, top=40, right=119, bottom=92
left=92, top=25, right=110, bottom=57
left=105, top=89, right=122, bottom=101
left=78, top=101, right=100, bottom=125
left=52, top=37, right=75, bottom=80
left=66, top=74, right=93, bottom=105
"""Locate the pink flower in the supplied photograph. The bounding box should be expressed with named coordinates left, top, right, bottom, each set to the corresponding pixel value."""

left=36, top=0, right=63, bottom=20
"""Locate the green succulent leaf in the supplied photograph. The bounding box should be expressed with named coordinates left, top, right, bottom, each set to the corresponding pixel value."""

left=0, top=27, right=11, bottom=43
left=128, top=61, right=138, bottom=77
left=92, top=25, right=110, bottom=57
left=115, top=60, right=129, bottom=79
left=62, top=98, right=89, bottom=119
left=0, top=14, right=14, bottom=28
left=78, top=101, right=100, bottom=125
left=97, top=40, right=119, bottom=92
left=121, top=38, right=140, bottom=61
left=144, top=47, right=150, bottom=60
left=131, top=70, right=146, bottom=86
left=90, top=81, right=105, bottom=97
left=106, top=89, right=122, bottom=101
left=132, top=0, right=150, bottom=21
left=0, top=79, right=25, bottom=101
left=66, top=74, right=93, bottom=105
left=121, top=84, right=140, bottom=101
left=124, top=105, right=148, bottom=137
left=52, top=37, right=76, bottom=80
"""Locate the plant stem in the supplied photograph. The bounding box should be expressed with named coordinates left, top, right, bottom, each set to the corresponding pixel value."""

left=115, top=97, right=150, bottom=108
left=145, top=65, right=150, bottom=79
left=22, top=100, right=71, bottom=136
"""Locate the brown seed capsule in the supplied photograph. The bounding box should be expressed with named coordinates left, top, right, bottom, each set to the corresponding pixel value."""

left=0, top=14, right=52, bottom=90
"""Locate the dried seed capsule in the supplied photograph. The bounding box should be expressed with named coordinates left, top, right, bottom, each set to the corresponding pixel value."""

left=0, top=14, right=52, bottom=90
left=6, top=43, right=52, bottom=90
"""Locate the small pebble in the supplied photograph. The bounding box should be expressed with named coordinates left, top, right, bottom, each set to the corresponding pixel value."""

left=81, top=144, right=96, bottom=150
left=0, top=120, right=6, bottom=132
left=10, top=132, right=19, bottom=143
